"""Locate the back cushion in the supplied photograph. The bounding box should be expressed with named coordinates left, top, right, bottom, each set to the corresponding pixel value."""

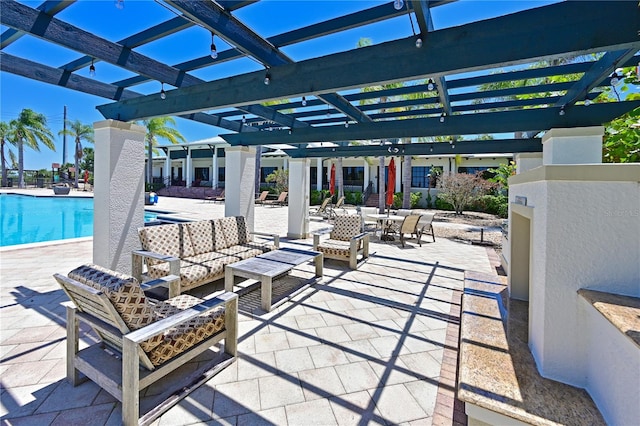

left=139, top=223, right=195, bottom=259
left=219, top=216, right=250, bottom=246
left=332, top=215, right=362, bottom=241
left=68, top=264, right=155, bottom=331
left=185, top=220, right=214, bottom=255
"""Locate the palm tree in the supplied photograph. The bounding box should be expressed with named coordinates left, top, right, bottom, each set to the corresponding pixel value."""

left=0, top=121, right=14, bottom=187
left=9, top=109, right=55, bottom=188
left=142, top=117, right=186, bottom=187
left=59, top=120, right=94, bottom=188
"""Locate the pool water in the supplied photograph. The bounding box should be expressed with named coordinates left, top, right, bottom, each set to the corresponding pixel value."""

left=0, top=194, right=157, bottom=247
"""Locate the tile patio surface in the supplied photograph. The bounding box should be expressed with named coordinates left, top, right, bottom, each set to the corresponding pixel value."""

left=1, top=193, right=496, bottom=425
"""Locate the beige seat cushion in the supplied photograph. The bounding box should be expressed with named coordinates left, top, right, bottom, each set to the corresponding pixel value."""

left=147, top=252, right=232, bottom=291
left=217, top=243, right=271, bottom=261
left=316, top=239, right=354, bottom=259
left=146, top=294, right=226, bottom=366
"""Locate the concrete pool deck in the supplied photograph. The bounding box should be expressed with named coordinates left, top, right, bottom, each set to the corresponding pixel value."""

left=1, top=189, right=498, bottom=425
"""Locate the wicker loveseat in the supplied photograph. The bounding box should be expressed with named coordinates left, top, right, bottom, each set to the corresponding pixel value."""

left=134, top=216, right=279, bottom=297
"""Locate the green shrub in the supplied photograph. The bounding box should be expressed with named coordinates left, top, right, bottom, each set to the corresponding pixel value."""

left=435, top=196, right=454, bottom=211
left=410, top=192, right=423, bottom=208
left=471, top=194, right=509, bottom=218
left=345, top=190, right=362, bottom=205
left=310, top=189, right=331, bottom=205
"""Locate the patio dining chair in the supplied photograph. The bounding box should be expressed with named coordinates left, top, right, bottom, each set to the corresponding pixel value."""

left=418, top=211, right=436, bottom=243
left=393, top=214, right=424, bottom=247
left=54, top=264, right=238, bottom=426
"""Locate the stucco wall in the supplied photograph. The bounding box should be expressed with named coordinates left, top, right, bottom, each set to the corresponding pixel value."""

left=509, top=163, right=640, bottom=392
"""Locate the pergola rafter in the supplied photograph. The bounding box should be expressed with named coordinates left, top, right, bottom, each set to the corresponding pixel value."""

left=1, top=0, right=638, bottom=157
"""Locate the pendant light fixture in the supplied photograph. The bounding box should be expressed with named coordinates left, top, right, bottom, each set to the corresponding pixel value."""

left=301, top=96, right=307, bottom=106
left=393, top=0, right=404, bottom=11
left=210, top=32, right=218, bottom=59
left=89, top=59, right=96, bottom=77
left=427, top=78, right=435, bottom=91
left=264, top=70, right=271, bottom=85
left=160, top=83, right=166, bottom=100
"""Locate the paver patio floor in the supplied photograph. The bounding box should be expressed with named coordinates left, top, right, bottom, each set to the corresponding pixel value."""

left=1, top=195, right=495, bottom=425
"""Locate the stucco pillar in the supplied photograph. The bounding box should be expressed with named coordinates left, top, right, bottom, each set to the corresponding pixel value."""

left=224, top=146, right=256, bottom=233
left=316, top=158, right=323, bottom=191
left=363, top=159, right=370, bottom=190
left=212, top=148, right=218, bottom=188
left=185, top=148, right=192, bottom=187
left=288, top=158, right=310, bottom=239
left=164, top=154, right=171, bottom=186
left=93, top=120, right=146, bottom=273
left=542, top=126, right=604, bottom=165
left=515, top=153, right=542, bottom=174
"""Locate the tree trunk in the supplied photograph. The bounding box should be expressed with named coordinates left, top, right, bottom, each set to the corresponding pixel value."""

left=402, top=154, right=412, bottom=209
left=378, top=156, right=385, bottom=213
left=147, top=138, right=153, bottom=188
left=18, top=139, right=24, bottom=188
left=74, top=137, right=80, bottom=189
left=1, top=140, right=7, bottom=187
left=254, top=145, right=262, bottom=197
left=337, top=157, right=344, bottom=199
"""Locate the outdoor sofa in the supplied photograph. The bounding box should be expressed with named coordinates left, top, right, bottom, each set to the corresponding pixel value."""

left=134, top=216, right=279, bottom=297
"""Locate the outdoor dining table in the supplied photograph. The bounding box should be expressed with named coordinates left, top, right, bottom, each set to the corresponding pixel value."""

left=366, top=213, right=405, bottom=240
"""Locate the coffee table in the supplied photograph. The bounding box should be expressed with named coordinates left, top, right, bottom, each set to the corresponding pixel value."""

left=224, top=248, right=323, bottom=312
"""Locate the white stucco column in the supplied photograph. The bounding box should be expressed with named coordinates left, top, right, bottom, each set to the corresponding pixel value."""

left=185, top=148, right=192, bottom=187
left=93, top=120, right=146, bottom=273
left=224, top=146, right=256, bottom=233
left=316, top=158, right=323, bottom=191
left=212, top=147, right=218, bottom=187
left=283, top=157, right=288, bottom=171
left=164, top=153, right=171, bottom=186
left=288, top=158, right=310, bottom=239
left=363, top=159, right=370, bottom=190
left=515, top=153, right=542, bottom=174
left=542, top=126, right=604, bottom=165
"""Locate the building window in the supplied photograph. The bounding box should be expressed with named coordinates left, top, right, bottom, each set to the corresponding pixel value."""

left=457, top=166, right=494, bottom=179
left=342, top=167, right=364, bottom=187
left=218, top=167, right=225, bottom=183
left=261, top=167, right=277, bottom=182
left=194, top=167, right=209, bottom=181
left=411, top=166, right=442, bottom=188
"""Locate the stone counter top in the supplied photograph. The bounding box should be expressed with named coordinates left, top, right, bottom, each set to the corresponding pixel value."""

left=458, top=271, right=605, bottom=426
left=578, top=288, right=640, bottom=348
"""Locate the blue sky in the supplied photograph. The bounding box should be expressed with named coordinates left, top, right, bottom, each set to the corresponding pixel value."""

left=0, top=0, right=558, bottom=170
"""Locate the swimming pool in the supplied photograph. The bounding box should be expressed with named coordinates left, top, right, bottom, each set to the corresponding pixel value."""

left=0, top=194, right=158, bottom=247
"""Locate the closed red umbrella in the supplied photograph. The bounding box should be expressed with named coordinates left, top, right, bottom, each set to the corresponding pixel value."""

left=386, top=158, right=396, bottom=207
left=84, top=170, right=89, bottom=184
left=329, top=163, right=336, bottom=195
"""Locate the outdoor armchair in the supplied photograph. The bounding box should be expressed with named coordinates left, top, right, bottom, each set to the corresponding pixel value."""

left=54, top=263, right=238, bottom=426
left=359, top=206, right=379, bottom=232
left=313, top=214, right=369, bottom=269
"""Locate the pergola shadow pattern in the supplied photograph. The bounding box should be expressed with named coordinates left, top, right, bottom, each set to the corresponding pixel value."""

left=1, top=0, right=639, bottom=157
